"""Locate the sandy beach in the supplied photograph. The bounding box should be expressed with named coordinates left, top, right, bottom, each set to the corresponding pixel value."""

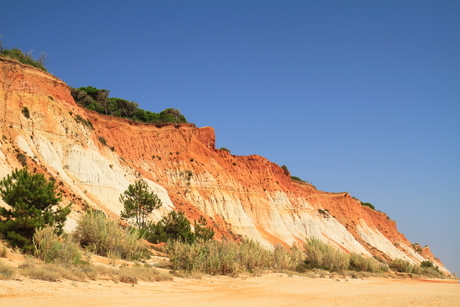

left=1, top=273, right=459, bottom=307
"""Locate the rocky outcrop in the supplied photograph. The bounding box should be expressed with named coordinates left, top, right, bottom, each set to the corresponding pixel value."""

left=0, top=58, right=448, bottom=273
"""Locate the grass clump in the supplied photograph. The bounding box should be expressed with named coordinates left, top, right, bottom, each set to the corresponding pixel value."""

left=75, top=210, right=147, bottom=261
left=389, top=258, right=414, bottom=273
left=33, top=226, right=82, bottom=265
left=165, top=239, right=302, bottom=276
left=119, top=265, right=173, bottom=283
left=349, top=253, right=388, bottom=273
left=304, top=238, right=350, bottom=271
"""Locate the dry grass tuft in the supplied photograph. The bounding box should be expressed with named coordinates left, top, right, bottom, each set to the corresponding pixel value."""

left=0, top=261, right=16, bottom=280
left=75, top=210, right=148, bottom=261
left=33, top=226, right=82, bottom=264
left=166, top=239, right=302, bottom=276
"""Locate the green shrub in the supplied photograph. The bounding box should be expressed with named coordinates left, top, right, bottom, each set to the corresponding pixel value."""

left=142, top=211, right=213, bottom=244
left=220, top=147, right=231, bottom=153
left=420, top=260, right=434, bottom=268
left=70, top=86, right=189, bottom=125
left=75, top=210, right=147, bottom=261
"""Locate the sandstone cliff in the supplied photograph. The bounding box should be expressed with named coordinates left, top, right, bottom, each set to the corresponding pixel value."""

left=0, top=58, right=448, bottom=273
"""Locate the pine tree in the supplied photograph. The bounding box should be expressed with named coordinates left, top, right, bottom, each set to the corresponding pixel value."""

left=120, top=180, right=162, bottom=228
left=0, top=168, right=70, bottom=253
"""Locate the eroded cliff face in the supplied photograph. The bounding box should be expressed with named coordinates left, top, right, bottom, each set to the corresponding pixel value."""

left=0, top=58, right=448, bottom=273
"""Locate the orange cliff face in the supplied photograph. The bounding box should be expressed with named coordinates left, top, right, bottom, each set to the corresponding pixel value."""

left=0, top=58, right=448, bottom=273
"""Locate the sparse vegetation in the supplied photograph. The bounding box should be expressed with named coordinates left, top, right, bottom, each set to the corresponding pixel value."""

left=361, top=202, right=375, bottom=210
left=220, top=147, right=231, bottom=153
left=281, top=165, right=290, bottom=176
left=98, top=136, right=107, bottom=146
left=0, top=44, right=47, bottom=72
left=290, top=176, right=305, bottom=183
left=74, top=114, right=94, bottom=129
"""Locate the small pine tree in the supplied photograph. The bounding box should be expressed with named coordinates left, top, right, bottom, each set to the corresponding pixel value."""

left=120, top=180, right=162, bottom=228
left=0, top=168, right=70, bottom=253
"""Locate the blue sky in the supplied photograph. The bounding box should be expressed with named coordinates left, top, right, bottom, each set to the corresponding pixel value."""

left=1, top=1, right=459, bottom=274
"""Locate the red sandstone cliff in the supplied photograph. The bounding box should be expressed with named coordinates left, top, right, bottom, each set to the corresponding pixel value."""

left=0, top=58, right=448, bottom=273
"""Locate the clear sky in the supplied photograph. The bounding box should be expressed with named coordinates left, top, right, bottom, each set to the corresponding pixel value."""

left=1, top=1, right=459, bottom=274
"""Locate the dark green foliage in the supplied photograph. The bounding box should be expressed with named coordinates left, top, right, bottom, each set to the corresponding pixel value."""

left=0, top=168, right=70, bottom=253
left=22, top=107, right=30, bottom=119
left=0, top=47, right=47, bottom=72
left=142, top=211, right=214, bottom=244
left=193, top=216, right=215, bottom=242
left=420, top=260, right=434, bottom=268
left=281, top=165, right=290, bottom=176
left=220, top=147, right=231, bottom=153
left=290, top=176, right=305, bottom=183
left=361, top=202, right=375, bottom=210
left=16, top=153, right=27, bottom=166
left=120, top=180, right=162, bottom=228
left=70, top=86, right=188, bottom=125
